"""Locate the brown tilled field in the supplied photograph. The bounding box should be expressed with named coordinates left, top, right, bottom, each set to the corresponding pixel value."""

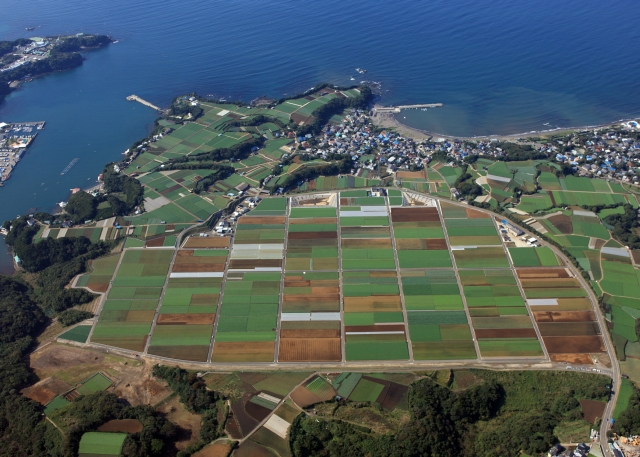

left=516, top=268, right=571, bottom=279
left=98, top=419, right=144, bottom=433
left=547, top=214, right=573, bottom=234
left=344, top=296, right=402, bottom=312
left=183, top=237, right=230, bottom=248
left=542, top=335, right=605, bottom=353
left=280, top=329, right=340, bottom=338
left=537, top=322, right=600, bottom=336
left=157, top=314, right=216, bottom=325
left=145, top=238, right=165, bottom=247
left=90, top=336, right=147, bottom=352
left=474, top=329, right=538, bottom=338
left=533, top=310, right=596, bottom=322
left=147, top=345, right=210, bottom=362
left=238, top=216, right=286, bottom=225
left=85, top=279, right=109, bottom=293
left=549, top=353, right=593, bottom=364
left=390, top=207, right=440, bottom=222
left=290, top=386, right=323, bottom=408
left=395, top=239, right=447, bottom=250
left=466, top=208, right=490, bottom=218
left=211, top=342, right=275, bottom=362
left=580, top=399, right=606, bottom=424
left=278, top=338, right=341, bottom=362
left=22, top=385, right=57, bottom=405
left=396, top=171, right=426, bottom=179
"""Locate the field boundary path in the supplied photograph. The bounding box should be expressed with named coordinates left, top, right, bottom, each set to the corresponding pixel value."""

left=336, top=199, right=347, bottom=363
left=386, top=195, right=414, bottom=362
left=273, top=198, right=291, bottom=363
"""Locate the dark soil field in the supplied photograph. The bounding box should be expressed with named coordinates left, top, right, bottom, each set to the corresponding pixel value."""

left=537, top=322, right=600, bottom=336
left=145, top=238, right=165, bottom=247
left=245, top=401, right=272, bottom=422
left=380, top=382, right=409, bottom=410
left=232, top=440, right=271, bottom=457
left=290, top=386, right=323, bottom=408
left=547, top=214, right=573, bottom=234
left=344, top=324, right=406, bottom=333
left=231, top=397, right=259, bottom=436
left=391, top=207, right=440, bottom=222
left=98, top=419, right=143, bottom=433
left=22, top=377, right=72, bottom=404
left=157, top=314, right=215, bottom=325
left=172, top=263, right=226, bottom=272
left=474, top=329, right=538, bottom=338
left=543, top=335, right=605, bottom=353
left=580, top=399, right=606, bottom=423
left=228, top=259, right=283, bottom=269
left=289, top=217, right=336, bottom=225
left=278, top=338, right=342, bottom=362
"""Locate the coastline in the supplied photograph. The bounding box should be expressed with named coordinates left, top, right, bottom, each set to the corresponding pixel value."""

left=371, top=104, right=640, bottom=141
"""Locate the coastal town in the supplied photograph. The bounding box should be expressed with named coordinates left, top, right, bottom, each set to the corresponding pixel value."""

left=0, top=121, right=44, bottom=185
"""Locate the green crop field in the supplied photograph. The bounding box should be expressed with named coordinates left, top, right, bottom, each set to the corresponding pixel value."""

left=78, top=432, right=127, bottom=456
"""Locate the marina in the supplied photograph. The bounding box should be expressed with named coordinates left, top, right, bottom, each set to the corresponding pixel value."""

left=0, top=121, right=45, bottom=185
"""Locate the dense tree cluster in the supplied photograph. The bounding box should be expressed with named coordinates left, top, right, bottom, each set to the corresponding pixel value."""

left=152, top=366, right=223, bottom=456
left=494, top=142, right=548, bottom=161
left=57, top=309, right=93, bottom=326
left=65, top=191, right=97, bottom=223
left=281, top=156, right=353, bottom=190
left=613, top=386, right=640, bottom=435
left=453, top=166, right=483, bottom=200
left=51, top=35, right=111, bottom=53
left=604, top=204, right=640, bottom=249
left=102, top=166, right=145, bottom=213
left=290, top=371, right=611, bottom=457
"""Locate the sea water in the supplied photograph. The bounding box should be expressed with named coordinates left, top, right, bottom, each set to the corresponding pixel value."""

left=1, top=0, right=639, bottom=273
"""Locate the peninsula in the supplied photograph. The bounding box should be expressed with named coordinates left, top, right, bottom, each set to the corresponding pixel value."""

left=3, top=82, right=640, bottom=457
left=0, top=33, right=112, bottom=104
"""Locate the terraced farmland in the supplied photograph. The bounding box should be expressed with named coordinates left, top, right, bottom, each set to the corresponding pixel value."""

left=78, top=191, right=607, bottom=366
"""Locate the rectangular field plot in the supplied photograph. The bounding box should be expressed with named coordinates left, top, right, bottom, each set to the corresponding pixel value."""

left=286, top=210, right=338, bottom=271
left=460, top=270, right=527, bottom=316
left=147, top=249, right=228, bottom=361
left=516, top=268, right=587, bottom=300
left=230, top=213, right=286, bottom=270
left=407, top=311, right=475, bottom=360
left=477, top=339, right=544, bottom=358
left=343, top=271, right=409, bottom=360
left=250, top=198, right=288, bottom=216
left=444, top=218, right=502, bottom=246
left=279, top=272, right=341, bottom=362
left=340, top=208, right=394, bottom=270
left=211, top=271, right=280, bottom=362
left=401, top=270, right=463, bottom=310
left=76, top=254, right=121, bottom=293
left=90, top=249, right=174, bottom=351
left=453, top=247, right=509, bottom=268
left=391, top=207, right=451, bottom=268
left=508, top=247, right=560, bottom=267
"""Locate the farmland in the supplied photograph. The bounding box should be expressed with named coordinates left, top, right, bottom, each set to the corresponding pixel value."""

left=74, top=191, right=607, bottom=367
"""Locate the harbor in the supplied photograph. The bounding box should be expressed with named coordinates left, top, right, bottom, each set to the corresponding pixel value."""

left=0, top=121, right=45, bottom=186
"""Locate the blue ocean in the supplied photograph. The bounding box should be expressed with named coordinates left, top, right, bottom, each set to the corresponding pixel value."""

left=1, top=0, right=640, bottom=272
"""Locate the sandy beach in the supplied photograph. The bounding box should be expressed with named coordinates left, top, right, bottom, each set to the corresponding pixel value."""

left=370, top=104, right=640, bottom=142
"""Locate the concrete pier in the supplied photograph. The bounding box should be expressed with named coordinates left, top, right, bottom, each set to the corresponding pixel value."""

left=126, top=95, right=163, bottom=112
left=374, top=103, right=443, bottom=113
